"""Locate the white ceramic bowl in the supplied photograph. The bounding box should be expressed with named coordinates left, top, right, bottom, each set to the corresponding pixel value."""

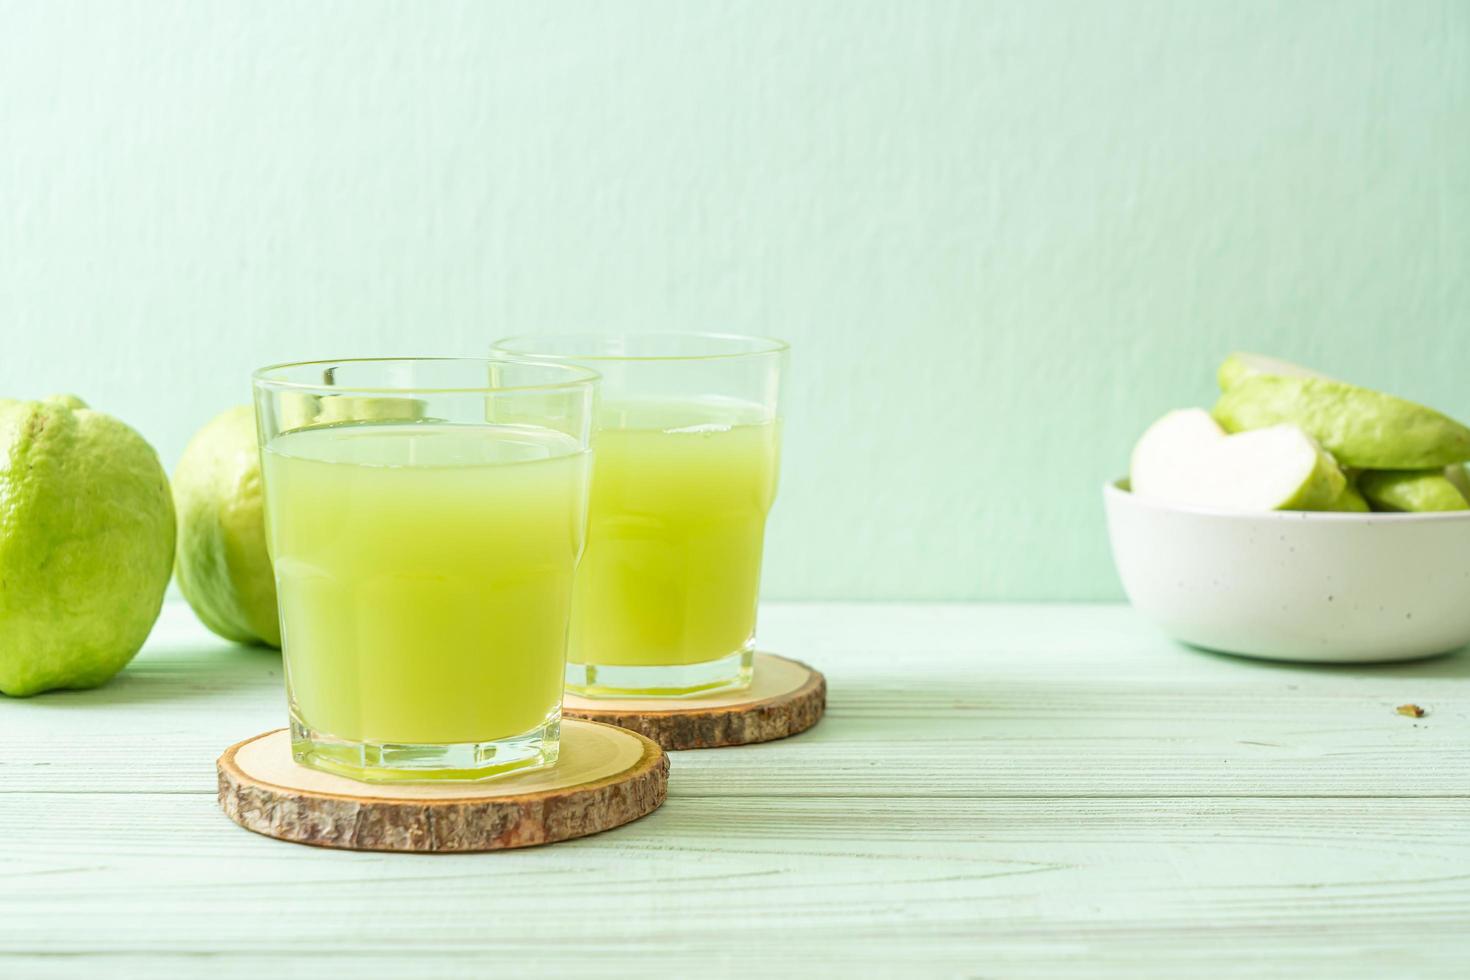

left=1103, top=480, right=1470, bottom=662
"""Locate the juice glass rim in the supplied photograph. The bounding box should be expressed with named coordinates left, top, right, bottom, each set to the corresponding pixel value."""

left=252, top=355, right=602, bottom=396
left=493, top=332, right=789, bottom=363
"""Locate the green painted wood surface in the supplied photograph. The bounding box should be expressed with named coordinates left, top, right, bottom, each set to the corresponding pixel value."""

left=3, top=2, right=1468, bottom=601
left=1, top=601, right=1467, bottom=977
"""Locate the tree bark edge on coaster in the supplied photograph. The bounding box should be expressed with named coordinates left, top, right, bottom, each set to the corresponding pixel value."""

left=217, top=719, right=668, bottom=852
left=563, top=653, right=827, bottom=750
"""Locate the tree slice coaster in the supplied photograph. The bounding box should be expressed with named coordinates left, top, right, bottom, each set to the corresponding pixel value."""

left=217, top=719, right=667, bottom=852
left=562, top=653, right=826, bottom=750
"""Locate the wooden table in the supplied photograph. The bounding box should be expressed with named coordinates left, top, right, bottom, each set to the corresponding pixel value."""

left=2, top=600, right=1466, bottom=977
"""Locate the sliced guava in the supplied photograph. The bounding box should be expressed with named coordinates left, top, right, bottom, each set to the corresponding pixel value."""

left=1359, top=469, right=1470, bottom=512
left=1130, top=408, right=1346, bottom=512
left=1213, top=374, right=1470, bottom=469
left=1327, top=481, right=1370, bottom=512
left=1217, top=352, right=1331, bottom=391
left=1444, top=463, right=1470, bottom=503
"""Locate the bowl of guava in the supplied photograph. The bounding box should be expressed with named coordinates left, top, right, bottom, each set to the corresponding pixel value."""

left=1105, top=354, right=1470, bottom=663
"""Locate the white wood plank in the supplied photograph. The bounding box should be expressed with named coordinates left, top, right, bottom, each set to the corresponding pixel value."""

left=3, top=604, right=1464, bottom=799
left=1, top=601, right=1467, bottom=977
left=0, top=795, right=1467, bottom=977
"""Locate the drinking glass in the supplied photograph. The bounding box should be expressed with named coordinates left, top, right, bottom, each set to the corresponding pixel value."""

left=493, top=334, right=787, bottom=697
left=252, top=357, right=597, bottom=781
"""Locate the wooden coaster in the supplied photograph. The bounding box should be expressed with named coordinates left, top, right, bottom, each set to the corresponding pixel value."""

left=217, top=719, right=667, bottom=852
left=563, top=653, right=826, bottom=750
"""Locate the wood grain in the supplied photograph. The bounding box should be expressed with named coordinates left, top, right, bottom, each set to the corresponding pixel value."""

left=2, top=601, right=1468, bottom=978
left=562, top=653, right=826, bottom=749
left=217, top=722, right=668, bottom=852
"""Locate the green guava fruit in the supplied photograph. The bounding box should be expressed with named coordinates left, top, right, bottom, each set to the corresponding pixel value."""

left=0, top=396, right=176, bottom=695
left=1130, top=408, right=1345, bottom=511
left=1358, top=469, right=1470, bottom=512
left=1214, top=374, right=1470, bottom=469
left=173, top=406, right=280, bottom=647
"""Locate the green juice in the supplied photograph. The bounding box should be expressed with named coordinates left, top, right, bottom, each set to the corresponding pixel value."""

left=569, top=398, right=781, bottom=676
left=262, top=421, right=589, bottom=747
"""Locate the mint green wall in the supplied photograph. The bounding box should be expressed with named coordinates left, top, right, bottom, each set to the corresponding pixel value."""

left=2, top=1, right=1467, bottom=600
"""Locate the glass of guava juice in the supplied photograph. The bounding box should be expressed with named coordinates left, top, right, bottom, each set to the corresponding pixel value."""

left=493, top=334, right=787, bottom=698
left=252, top=357, right=598, bottom=782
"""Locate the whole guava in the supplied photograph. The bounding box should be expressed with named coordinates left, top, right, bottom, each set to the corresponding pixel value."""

left=0, top=396, right=176, bottom=696
left=173, top=406, right=280, bottom=647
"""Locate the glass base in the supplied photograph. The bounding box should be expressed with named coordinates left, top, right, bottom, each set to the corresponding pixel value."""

left=289, top=709, right=560, bottom=783
left=565, top=648, right=754, bottom=699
